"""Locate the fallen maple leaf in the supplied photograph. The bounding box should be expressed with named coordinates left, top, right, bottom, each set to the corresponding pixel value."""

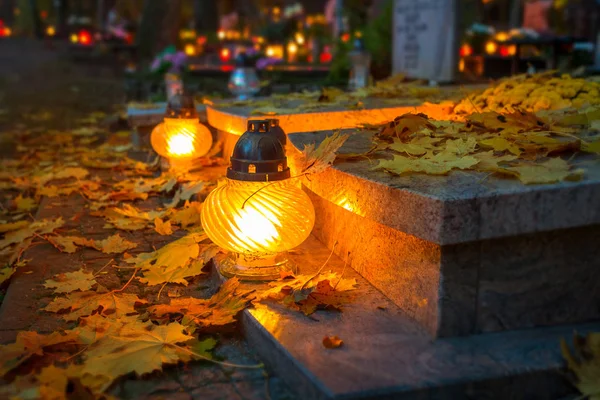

left=505, top=158, right=583, bottom=184
left=256, top=271, right=357, bottom=315
left=562, top=333, right=600, bottom=399
left=43, top=285, right=147, bottom=321
left=44, top=269, right=96, bottom=294
left=95, top=234, right=137, bottom=254
left=0, top=218, right=64, bottom=250
left=149, top=277, right=253, bottom=329
left=13, top=194, right=37, bottom=212
left=375, top=152, right=479, bottom=176
left=0, top=364, right=68, bottom=400
left=377, top=113, right=436, bottom=141
left=127, top=232, right=212, bottom=285
left=154, top=218, right=173, bottom=235
left=0, top=220, right=29, bottom=233
left=290, top=131, right=349, bottom=176
left=47, top=234, right=137, bottom=254
left=0, top=330, right=79, bottom=376
left=165, top=181, right=205, bottom=208
left=81, top=321, right=196, bottom=379
left=322, top=335, right=343, bottom=349
left=168, top=201, right=203, bottom=228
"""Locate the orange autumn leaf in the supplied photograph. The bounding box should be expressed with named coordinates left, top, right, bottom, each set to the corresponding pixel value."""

left=322, top=335, right=344, bottom=349
left=154, top=218, right=173, bottom=235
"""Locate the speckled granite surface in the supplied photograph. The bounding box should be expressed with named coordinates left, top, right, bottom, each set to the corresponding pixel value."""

left=233, top=236, right=590, bottom=400
left=289, top=129, right=600, bottom=245
left=283, top=129, right=600, bottom=337
left=206, top=100, right=452, bottom=136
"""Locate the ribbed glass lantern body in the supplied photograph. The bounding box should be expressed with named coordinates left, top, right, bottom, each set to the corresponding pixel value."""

left=150, top=118, right=213, bottom=160
left=202, top=178, right=315, bottom=257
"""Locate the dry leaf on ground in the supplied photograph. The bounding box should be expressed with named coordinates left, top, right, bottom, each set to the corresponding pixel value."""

left=322, top=335, right=344, bottom=349
left=44, top=269, right=96, bottom=294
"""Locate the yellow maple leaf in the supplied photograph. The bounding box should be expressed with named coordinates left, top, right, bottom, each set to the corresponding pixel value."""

left=94, top=234, right=138, bottom=254
left=377, top=113, right=436, bottom=140
left=43, top=286, right=147, bottom=321
left=479, top=137, right=522, bottom=156
left=126, top=232, right=205, bottom=272
left=135, top=241, right=218, bottom=286
left=168, top=201, right=203, bottom=228
left=256, top=271, right=357, bottom=315
left=14, top=194, right=37, bottom=212
left=44, top=269, right=96, bottom=294
left=113, top=204, right=168, bottom=221
left=0, top=266, right=16, bottom=285
left=165, top=181, right=205, bottom=208
left=0, top=220, right=28, bottom=233
left=444, top=137, right=478, bottom=156
left=154, top=218, right=174, bottom=235
left=562, top=333, right=600, bottom=399
left=0, top=218, right=64, bottom=250
left=150, top=277, right=252, bottom=328
left=46, top=235, right=81, bottom=253
left=0, top=330, right=79, bottom=376
left=0, top=364, right=68, bottom=400
left=388, top=136, right=441, bottom=156
left=74, top=314, right=141, bottom=345
left=81, top=321, right=195, bottom=379
left=505, top=158, right=583, bottom=184
left=290, top=131, right=349, bottom=175
left=472, top=151, right=518, bottom=171
left=582, top=140, right=600, bottom=155
left=46, top=234, right=137, bottom=254
left=375, top=152, right=479, bottom=176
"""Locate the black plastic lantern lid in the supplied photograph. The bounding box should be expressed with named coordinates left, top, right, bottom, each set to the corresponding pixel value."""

left=266, top=118, right=287, bottom=146
left=234, top=51, right=254, bottom=68
left=165, top=93, right=199, bottom=119
left=227, top=120, right=290, bottom=182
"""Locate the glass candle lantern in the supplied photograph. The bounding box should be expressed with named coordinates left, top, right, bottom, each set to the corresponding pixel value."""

left=201, top=120, right=315, bottom=280
left=228, top=52, right=260, bottom=100
left=150, top=94, right=212, bottom=168
left=348, top=38, right=371, bottom=91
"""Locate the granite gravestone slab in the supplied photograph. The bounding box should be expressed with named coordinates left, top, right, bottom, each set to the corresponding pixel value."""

left=392, top=0, right=458, bottom=82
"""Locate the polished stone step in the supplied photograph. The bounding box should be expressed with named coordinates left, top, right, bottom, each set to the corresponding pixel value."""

left=286, top=130, right=600, bottom=338
left=213, top=236, right=589, bottom=400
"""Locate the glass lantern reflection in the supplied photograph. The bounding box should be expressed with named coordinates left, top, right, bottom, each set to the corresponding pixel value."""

left=228, top=52, right=260, bottom=100
left=348, top=38, right=371, bottom=91
left=201, top=120, right=315, bottom=280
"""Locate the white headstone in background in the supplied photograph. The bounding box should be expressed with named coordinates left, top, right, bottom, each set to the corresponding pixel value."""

left=392, top=0, right=458, bottom=82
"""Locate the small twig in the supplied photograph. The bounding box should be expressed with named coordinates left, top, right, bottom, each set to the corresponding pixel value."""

left=157, top=281, right=168, bottom=301
left=61, top=344, right=89, bottom=362
left=333, top=251, right=350, bottom=290
left=300, top=240, right=337, bottom=290
left=112, top=268, right=138, bottom=293
left=174, top=344, right=264, bottom=369
left=93, top=258, right=114, bottom=276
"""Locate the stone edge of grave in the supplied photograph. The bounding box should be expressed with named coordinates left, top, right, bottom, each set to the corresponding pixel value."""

left=209, top=236, right=588, bottom=400
left=127, top=103, right=208, bottom=128
left=205, top=101, right=452, bottom=136
left=288, top=130, right=600, bottom=245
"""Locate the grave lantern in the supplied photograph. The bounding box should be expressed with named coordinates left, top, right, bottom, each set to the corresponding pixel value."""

left=150, top=93, right=212, bottom=169
left=348, top=38, right=371, bottom=91
left=266, top=118, right=286, bottom=146
left=228, top=52, right=260, bottom=100
left=201, top=120, right=315, bottom=281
